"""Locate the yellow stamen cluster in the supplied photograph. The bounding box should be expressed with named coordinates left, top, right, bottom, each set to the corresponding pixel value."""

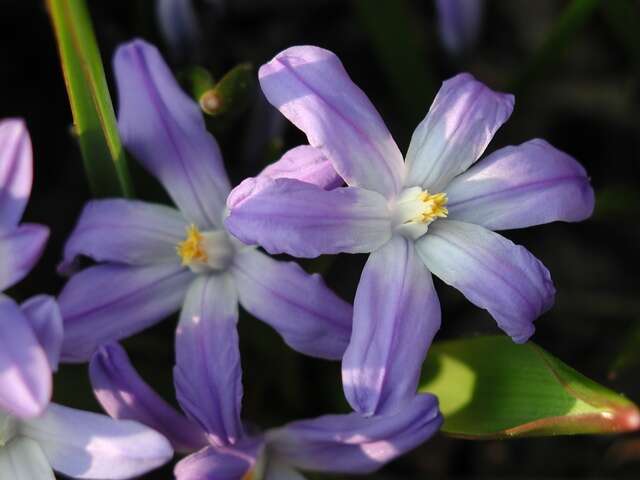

left=176, top=225, right=208, bottom=266
left=417, top=191, right=448, bottom=223
left=242, top=470, right=254, bottom=480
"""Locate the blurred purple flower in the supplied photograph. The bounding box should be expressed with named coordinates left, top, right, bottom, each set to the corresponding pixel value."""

left=90, top=339, right=442, bottom=480
left=225, top=46, right=596, bottom=416
left=58, top=40, right=351, bottom=363
left=156, top=0, right=202, bottom=61
left=435, top=0, right=483, bottom=56
left=0, top=119, right=50, bottom=419
left=0, top=298, right=173, bottom=479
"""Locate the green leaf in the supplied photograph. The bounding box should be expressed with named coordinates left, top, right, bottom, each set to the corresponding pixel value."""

left=199, top=63, right=255, bottom=117
left=419, top=336, right=639, bottom=438
left=47, top=0, right=133, bottom=197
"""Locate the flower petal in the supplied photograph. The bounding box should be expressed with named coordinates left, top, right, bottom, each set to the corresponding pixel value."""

left=0, top=224, right=48, bottom=291
left=90, top=343, right=207, bottom=453
left=0, top=437, right=55, bottom=480
left=174, top=274, right=244, bottom=446
left=266, top=393, right=442, bottom=474
left=62, top=199, right=187, bottom=270
left=21, top=295, right=63, bottom=372
left=342, top=236, right=440, bottom=416
left=259, top=46, right=404, bottom=197
left=446, top=139, right=595, bottom=230
left=232, top=248, right=352, bottom=360
left=226, top=178, right=391, bottom=258
left=174, top=443, right=260, bottom=480
left=405, top=73, right=514, bottom=192
left=0, top=295, right=51, bottom=419
left=114, top=39, right=230, bottom=228
left=59, top=263, right=192, bottom=363
left=259, top=145, right=343, bottom=189
left=435, top=0, right=483, bottom=56
left=416, top=219, right=555, bottom=343
left=21, top=403, right=173, bottom=480
left=0, top=119, right=32, bottom=230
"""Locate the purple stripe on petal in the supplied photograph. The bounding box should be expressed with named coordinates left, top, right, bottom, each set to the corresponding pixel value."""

left=232, top=248, right=352, bottom=360
left=342, top=236, right=440, bottom=416
left=446, top=139, right=595, bottom=230
left=59, top=263, right=192, bottom=363
left=405, top=73, right=514, bottom=192
left=62, top=199, right=187, bottom=270
left=174, top=274, right=244, bottom=446
left=416, top=219, right=555, bottom=343
left=266, top=393, right=442, bottom=474
left=21, top=403, right=173, bottom=479
left=175, top=441, right=261, bottom=480
left=0, top=119, right=32, bottom=230
left=259, top=46, right=404, bottom=198
left=114, top=39, right=231, bottom=228
left=21, top=295, right=63, bottom=372
left=0, top=223, right=48, bottom=291
left=435, top=0, right=483, bottom=56
left=90, top=343, right=207, bottom=453
left=225, top=177, right=392, bottom=258
left=0, top=295, right=51, bottom=418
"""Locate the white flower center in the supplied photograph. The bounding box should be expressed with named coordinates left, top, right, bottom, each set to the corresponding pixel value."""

left=176, top=225, right=235, bottom=273
left=0, top=413, right=17, bottom=447
left=391, top=186, right=448, bottom=240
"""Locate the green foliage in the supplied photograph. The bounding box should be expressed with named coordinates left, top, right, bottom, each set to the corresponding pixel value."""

left=420, top=336, right=640, bottom=438
left=47, top=0, right=133, bottom=197
left=199, top=63, right=256, bottom=118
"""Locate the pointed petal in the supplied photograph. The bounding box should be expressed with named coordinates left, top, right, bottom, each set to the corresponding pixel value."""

left=21, top=295, right=63, bottom=372
left=0, top=295, right=51, bottom=419
left=21, top=403, right=173, bottom=480
left=0, top=224, right=48, bottom=291
left=267, top=393, right=442, bottom=474
left=446, top=139, right=595, bottom=230
left=0, top=437, right=55, bottom=480
left=405, top=73, right=514, bottom=192
left=90, top=343, right=207, bottom=453
left=62, top=199, right=186, bottom=270
left=0, top=119, right=32, bottom=229
left=232, top=249, right=352, bottom=360
left=59, top=264, right=192, bottom=363
left=174, top=443, right=260, bottom=480
left=343, top=236, right=440, bottom=416
left=174, top=274, right=244, bottom=445
left=416, top=220, right=555, bottom=343
left=226, top=178, right=391, bottom=258
left=259, top=46, right=404, bottom=197
left=114, top=39, right=230, bottom=228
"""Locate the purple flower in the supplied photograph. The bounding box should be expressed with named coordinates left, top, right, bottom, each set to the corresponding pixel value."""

left=435, top=0, right=484, bottom=56
left=224, top=46, right=596, bottom=416
left=0, top=119, right=50, bottom=419
left=90, top=338, right=442, bottom=480
left=0, top=298, right=173, bottom=479
left=58, top=39, right=352, bottom=363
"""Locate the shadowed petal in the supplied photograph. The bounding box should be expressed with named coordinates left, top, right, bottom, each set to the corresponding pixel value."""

left=435, top=0, right=483, bottom=56
left=267, top=393, right=442, bottom=474
left=232, top=248, right=352, bottom=360
left=59, top=263, right=192, bottom=363
left=342, top=236, right=440, bottom=416
left=259, top=46, right=404, bottom=198
left=405, top=73, right=514, bottom=192
left=174, top=274, right=244, bottom=446
left=174, top=442, right=261, bottom=480
left=90, top=343, right=207, bottom=453
left=258, top=145, right=342, bottom=189
left=21, top=403, right=173, bottom=480
left=0, top=295, right=51, bottom=419
left=0, top=437, right=55, bottom=480
left=62, top=199, right=186, bottom=270
left=446, top=139, right=595, bottom=230
left=0, top=119, right=32, bottom=229
left=21, top=295, right=63, bottom=372
left=226, top=178, right=391, bottom=258
left=114, top=39, right=230, bottom=228
left=0, top=224, right=48, bottom=291
left=416, top=220, right=555, bottom=343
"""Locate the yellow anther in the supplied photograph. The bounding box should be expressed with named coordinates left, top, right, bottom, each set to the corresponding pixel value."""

left=176, top=225, right=208, bottom=266
left=417, top=191, right=448, bottom=223
left=242, top=470, right=254, bottom=480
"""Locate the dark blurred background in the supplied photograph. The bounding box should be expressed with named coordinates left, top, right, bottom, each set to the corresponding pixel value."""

left=1, top=0, right=639, bottom=478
